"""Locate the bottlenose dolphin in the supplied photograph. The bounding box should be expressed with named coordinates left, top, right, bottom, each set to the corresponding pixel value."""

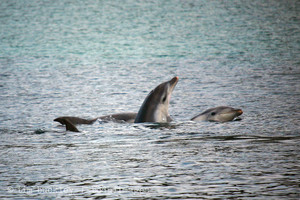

left=54, top=76, right=179, bottom=131
left=54, top=113, right=137, bottom=131
left=54, top=116, right=97, bottom=125
left=134, top=76, right=179, bottom=123
left=191, top=106, right=243, bottom=122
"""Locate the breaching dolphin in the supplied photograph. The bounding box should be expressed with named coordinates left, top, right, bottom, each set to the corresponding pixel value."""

left=134, top=76, right=178, bottom=123
left=191, top=106, right=243, bottom=122
left=54, top=76, right=179, bottom=131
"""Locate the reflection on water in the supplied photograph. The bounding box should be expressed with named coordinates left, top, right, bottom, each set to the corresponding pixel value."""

left=0, top=0, right=299, bottom=199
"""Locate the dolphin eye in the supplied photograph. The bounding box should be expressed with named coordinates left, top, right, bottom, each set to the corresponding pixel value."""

left=211, top=112, right=216, bottom=116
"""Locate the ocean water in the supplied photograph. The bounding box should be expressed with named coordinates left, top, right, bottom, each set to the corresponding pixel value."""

left=0, top=0, right=299, bottom=199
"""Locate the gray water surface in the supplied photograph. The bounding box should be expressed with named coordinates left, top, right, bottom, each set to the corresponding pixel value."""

left=0, top=0, right=299, bottom=199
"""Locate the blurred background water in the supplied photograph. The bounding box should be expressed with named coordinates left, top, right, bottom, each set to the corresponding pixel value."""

left=0, top=0, right=299, bottom=199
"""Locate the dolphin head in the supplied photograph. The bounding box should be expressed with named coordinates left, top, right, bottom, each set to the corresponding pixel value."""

left=191, top=106, right=243, bottom=122
left=134, top=76, right=179, bottom=123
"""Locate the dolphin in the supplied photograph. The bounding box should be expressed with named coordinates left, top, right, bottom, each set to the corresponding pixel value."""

left=191, top=106, right=243, bottom=122
left=54, top=113, right=137, bottom=132
left=54, top=76, right=179, bottom=131
left=54, top=116, right=97, bottom=125
left=134, top=76, right=179, bottom=123
left=54, top=113, right=137, bottom=125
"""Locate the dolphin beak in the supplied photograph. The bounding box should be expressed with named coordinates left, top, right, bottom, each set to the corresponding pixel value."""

left=169, top=76, right=179, bottom=90
left=236, top=109, right=243, bottom=116
left=166, top=76, right=179, bottom=103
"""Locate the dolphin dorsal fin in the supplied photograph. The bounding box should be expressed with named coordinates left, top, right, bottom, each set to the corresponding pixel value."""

left=63, top=119, right=80, bottom=132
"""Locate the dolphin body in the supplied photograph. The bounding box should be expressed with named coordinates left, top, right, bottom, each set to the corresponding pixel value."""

left=54, top=77, right=179, bottom=132
left=191, top=106, right=243, bottom=122
left=99, top=112, right=137, bottom=123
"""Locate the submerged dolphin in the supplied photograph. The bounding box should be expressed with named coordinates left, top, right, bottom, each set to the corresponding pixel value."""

left=191, top=106, right=243, bottom=122
left=54, top=113, right=137, bottom=130
left=134, top=76, right=179, bottom=123
left=54, top=76, right=179, bottom=131
left=54, top=116, right=97, bottom=125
